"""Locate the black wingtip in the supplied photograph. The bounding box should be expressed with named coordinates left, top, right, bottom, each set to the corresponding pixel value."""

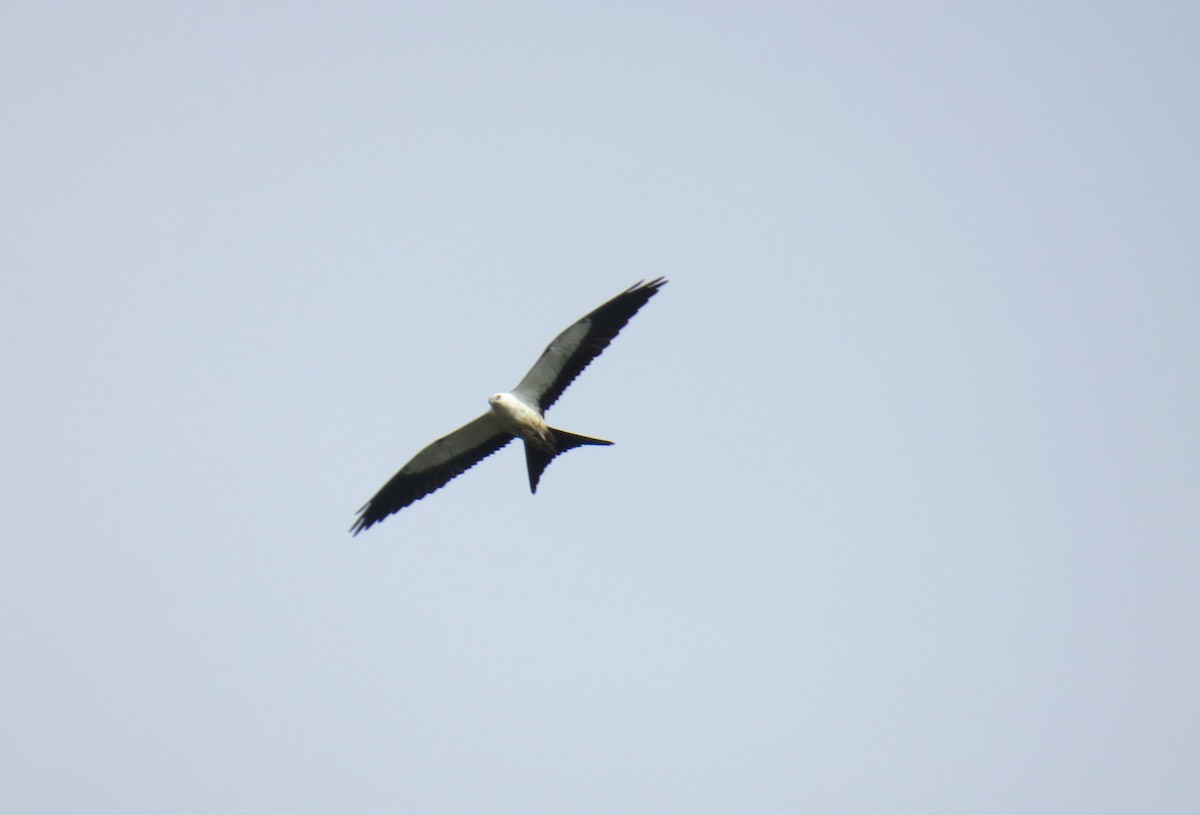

left=627, top=276, right=668, bottom=294
left=349, top=507, right=374, bottom=536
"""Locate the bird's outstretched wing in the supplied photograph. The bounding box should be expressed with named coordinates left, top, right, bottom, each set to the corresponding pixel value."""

left=512, top=277, right=667, bottom=412
left=351, top=413, right=512, bottom=535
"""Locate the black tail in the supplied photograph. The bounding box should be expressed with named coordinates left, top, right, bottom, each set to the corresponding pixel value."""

left=523, top=428, right=613, bottom=494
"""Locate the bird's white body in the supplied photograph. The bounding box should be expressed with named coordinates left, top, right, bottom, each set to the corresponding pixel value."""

left=488, top=393, right=551, bottom=451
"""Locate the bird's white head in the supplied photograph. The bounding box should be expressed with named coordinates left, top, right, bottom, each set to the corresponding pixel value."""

left=488, top=393, right=507, bottom=407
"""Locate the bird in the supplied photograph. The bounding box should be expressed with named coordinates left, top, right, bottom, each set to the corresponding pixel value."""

left=351, top=277, right=667, bottom=534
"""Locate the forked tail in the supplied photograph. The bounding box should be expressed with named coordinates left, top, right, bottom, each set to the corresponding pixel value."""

left=523, top=428, right=613, bottom=494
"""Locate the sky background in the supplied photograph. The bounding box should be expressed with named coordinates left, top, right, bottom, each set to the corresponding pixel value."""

left=3, top=1, right=1199, bottom=812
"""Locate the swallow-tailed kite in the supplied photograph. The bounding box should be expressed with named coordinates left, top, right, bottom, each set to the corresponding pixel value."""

left=351, top=277, right=667, bottom=534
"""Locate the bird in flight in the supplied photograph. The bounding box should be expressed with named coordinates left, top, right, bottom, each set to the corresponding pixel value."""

left=351, top=278, right=667, bottom=534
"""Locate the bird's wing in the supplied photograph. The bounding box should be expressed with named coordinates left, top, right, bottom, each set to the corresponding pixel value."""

left=351, top=413, right=512, bottom=535
left=512, top=277, right=667, bottom=412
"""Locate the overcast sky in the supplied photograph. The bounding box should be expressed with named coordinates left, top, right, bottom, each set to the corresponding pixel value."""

left=4, top=1, right=1198, bottom=813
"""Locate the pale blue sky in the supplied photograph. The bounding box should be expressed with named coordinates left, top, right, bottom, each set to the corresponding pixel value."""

left=3, top=2, right=1199, bottom=813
